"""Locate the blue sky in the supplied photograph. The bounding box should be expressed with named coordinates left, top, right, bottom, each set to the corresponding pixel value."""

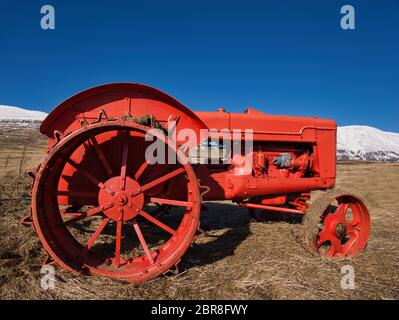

left=0, top=0, right=398, bottom=131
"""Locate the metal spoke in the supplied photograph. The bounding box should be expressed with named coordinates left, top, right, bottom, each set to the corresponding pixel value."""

left=90, top=137, right=114, bottom=177
left=120, top=130, right=130, bottom=190
left=317, top=227, right=342, bottom=257
left=114, top=220, right=123, bottom=268
left=67, top=158, right=100, bottom=186
left=150, top=197, right=193, bottom=209
left=317, top=228, right=333, bottom=246
left=348, top=204, right=361, bottom=226
left=63, top=202, right=113, bottom=226
left=60, top=210, right=82, bottom=218
left=86, top=218, right=111, bottom=249
left=138, top=209, right=177, bottom=236
left=134, top=161, right=149, bottom=180
left=340, top=231, right=357, bottom=256
left=135, top=167, right=185, bottom=195
left=335, top=203, right=349, bottom=220
left=327, top=236, right=342, bottom=257
left=132, top=219, right=154, bottom=264
left=63, top=213, right=88, bottom=226
left=55, top=190, right=98, bottom=198
left=67, top=158, right=114, bottom=195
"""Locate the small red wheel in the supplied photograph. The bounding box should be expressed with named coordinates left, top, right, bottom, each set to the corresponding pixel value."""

left=31, top=120, right=201, bottom=282
left=304, top=190, right=371, bottom=258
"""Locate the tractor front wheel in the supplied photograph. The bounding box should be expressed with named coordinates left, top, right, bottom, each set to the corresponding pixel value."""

left=304, top=190, right=371, bottom=258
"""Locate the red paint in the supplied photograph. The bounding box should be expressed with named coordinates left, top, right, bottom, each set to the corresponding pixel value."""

left=29, top=83, right=370, bottom=283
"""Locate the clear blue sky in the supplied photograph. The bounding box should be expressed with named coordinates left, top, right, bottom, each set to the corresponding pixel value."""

left=0, top=0, right=398, bottom=131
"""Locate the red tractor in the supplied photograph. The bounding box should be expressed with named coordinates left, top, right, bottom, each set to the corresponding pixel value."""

left=27, top=83, right=370, bottom=282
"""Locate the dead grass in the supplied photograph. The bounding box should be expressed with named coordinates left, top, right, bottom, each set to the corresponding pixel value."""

left=0, top=125, right=47, bottom=179
left=0, top=128, right=398, bottom=300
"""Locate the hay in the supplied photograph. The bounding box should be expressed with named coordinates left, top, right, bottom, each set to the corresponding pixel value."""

left=0, top=128, right=398, bottom=299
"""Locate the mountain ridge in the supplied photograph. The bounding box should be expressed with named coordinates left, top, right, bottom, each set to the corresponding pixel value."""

left=0, top=105, right=398, bottom=162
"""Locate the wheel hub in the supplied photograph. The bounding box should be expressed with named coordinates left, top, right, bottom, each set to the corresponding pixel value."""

left=98, top=176, right=144, bottom=222
left=335, top=223, right=347, bottom=238
left=117, top=195, right=128, bottom=206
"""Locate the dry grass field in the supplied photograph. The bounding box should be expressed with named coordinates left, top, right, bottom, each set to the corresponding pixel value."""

left=0, top=126, right=46, bottom=179
left=0, top=126, right=398, bottom=300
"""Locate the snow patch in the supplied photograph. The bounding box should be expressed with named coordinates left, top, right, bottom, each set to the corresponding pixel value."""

left=337, top=126, right=399, bottom=162
left=0, top=105, right=47, bottom=121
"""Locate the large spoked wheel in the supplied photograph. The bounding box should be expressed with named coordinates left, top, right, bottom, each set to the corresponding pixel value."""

left=31, top=121, right=201, bottom=282
left=304, top=190, right=370, bottom=258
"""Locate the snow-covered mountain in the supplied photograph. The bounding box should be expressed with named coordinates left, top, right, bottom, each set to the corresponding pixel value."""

left=0, top=105, right=398, bottom=162
left=337, top=126, right=399, bottom=162
left=0, top=105, right=47, bottom=127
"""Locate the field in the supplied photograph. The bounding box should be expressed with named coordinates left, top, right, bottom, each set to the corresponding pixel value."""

left=0, top=126, right=398, bottom=300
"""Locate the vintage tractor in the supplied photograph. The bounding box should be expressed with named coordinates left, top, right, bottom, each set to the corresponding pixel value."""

left=26, top=83, right=370, bottom=282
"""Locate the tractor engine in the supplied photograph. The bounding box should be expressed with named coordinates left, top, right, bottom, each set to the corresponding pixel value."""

left=193, top=107, right=336, bottom=206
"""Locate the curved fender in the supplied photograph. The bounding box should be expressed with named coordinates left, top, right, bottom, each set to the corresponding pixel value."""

left=40, top=83, right=207, bottom=148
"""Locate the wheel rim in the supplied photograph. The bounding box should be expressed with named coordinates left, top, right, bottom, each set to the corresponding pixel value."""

left=312, top=194, right=370, bottom=258
left=31, top=121, right=201, bottom=282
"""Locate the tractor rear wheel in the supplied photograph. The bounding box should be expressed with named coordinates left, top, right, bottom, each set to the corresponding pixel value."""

left=304, top=190, right=370, bottom=258
left=31, top=121, right=201, bottom=282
